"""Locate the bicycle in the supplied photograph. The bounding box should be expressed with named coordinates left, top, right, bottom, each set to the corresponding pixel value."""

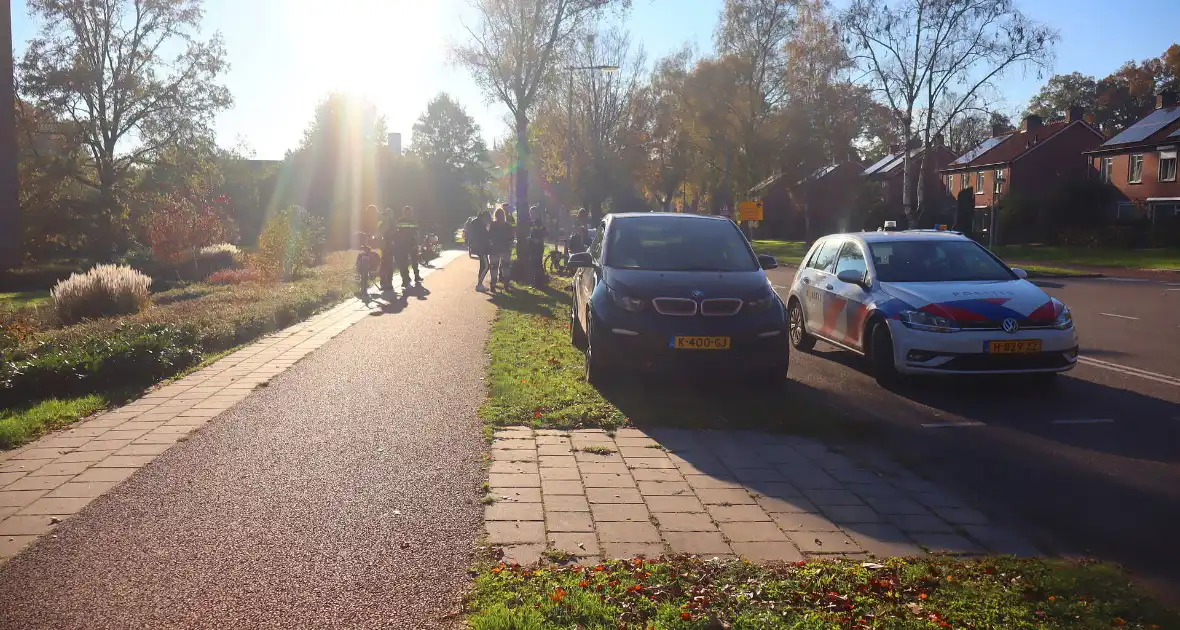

left=546, top=237, right=573, bottom=277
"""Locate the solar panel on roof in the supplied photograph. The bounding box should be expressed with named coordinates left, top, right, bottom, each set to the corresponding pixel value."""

left=863, top=153, right=897, bottom=176
left=1169, top=127, right=1180, bottom=139
left=1104, top=106, right=1180, bottom=145
left=950, top=135, right=1009, bottom=165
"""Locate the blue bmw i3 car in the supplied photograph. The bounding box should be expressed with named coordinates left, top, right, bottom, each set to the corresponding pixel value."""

left=567, top=213, right=790, bottom=385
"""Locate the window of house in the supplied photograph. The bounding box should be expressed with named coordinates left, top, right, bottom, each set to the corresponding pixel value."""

left=1100, top=157, right=1113, bottom=183
left=1114, top=203, right=1136, bottom=222
left=993, top=169, right=1004, bottom=193
left=1159, top=150, right=1178, bottom=182
left=1128, top=154, right=1144, bottom=183
left=976, top=171, right=985, bottom=194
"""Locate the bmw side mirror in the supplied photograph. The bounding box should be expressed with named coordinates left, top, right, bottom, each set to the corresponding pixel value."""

left=836, top=269, right=867, bottom=287
left=757, top=254, right=778, bottom=270
left=1011, top=267, right=1028, bottom=279
left=568, top=252, right=594, bottom=269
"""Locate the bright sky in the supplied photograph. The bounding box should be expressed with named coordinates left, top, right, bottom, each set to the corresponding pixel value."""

left=9, top=0, right=1180, bottom=160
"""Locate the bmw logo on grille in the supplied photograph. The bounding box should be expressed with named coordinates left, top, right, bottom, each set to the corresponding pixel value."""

left=691, top=290, right=704, bottom=298
left=1002, top=317, right=1020, bottom=334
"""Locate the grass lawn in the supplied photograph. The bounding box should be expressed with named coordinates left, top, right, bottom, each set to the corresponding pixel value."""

left=0, top=395, right=108, bottom=450
left=480, top=281, right=878, bottom=441
left=751, top=240, right=809, bottom=266
left=0, top=290, right=51, bottom=309
left=992, top=245, right=1180, bottom=270
left=0, top=251, right=357, bottom=450
left=1016, top=264, right=1098, bottom=278
left=468, top=555, right=1178, bottom=629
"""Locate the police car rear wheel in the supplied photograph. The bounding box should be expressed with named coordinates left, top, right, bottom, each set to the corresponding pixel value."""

left=788, top=300, right=815, bottom=351
left=870, top=321, right=901, bottom=385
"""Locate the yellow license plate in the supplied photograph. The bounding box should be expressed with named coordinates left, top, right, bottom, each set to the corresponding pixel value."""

left=988, top=340, right=1042, bottom=354
left=673, top=336, right=731, bottom=350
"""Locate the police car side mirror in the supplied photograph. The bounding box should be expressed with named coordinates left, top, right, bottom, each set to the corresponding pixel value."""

left=1011, top=267, right=1028, bottom=279
left=837, top=269, right=867, bottom=287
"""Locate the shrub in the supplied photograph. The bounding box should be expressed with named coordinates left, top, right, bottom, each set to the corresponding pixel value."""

left=146, top=189, right=230, bottom=266
left=51, top=264, right=152, bottom=324
left=199, top=243, right=240, bottom=257
left=254, top=206, right=325, bottom=281
left=206, top=268, right=265, bottom=285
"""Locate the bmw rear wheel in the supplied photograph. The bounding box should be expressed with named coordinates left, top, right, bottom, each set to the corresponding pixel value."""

left=788, top=299, right=816, bottom=351
left=571, top=303, right=588, bottom=351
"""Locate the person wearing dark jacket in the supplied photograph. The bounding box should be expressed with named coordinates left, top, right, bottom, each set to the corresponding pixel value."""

left=487, top=207, right=514, bottom=293
left=390, top=206, right=423, bottom=289
left=470, top=210, right=492, bottom=291
left=527, top=206, right=547, bottom=286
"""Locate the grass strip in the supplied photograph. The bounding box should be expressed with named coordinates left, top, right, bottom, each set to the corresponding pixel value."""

left=480, top=280, right=877, bottom=441
left=0, top=395, right=108, bottom=449
left=468, top=555, right=1177, bottom=629
left=751, top=240, right=809, bottom=266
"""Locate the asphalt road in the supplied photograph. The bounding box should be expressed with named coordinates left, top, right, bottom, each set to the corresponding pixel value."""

left=765, top=266, right=1180, bottom=601
left=0, top=257, right=493, bottom=629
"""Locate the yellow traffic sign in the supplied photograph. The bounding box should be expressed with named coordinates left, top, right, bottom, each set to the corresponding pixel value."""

left=738, top=200, right=763, bottom=222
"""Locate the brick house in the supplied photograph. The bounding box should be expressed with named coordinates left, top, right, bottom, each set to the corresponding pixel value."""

left=750, top=162, right=864, bottom=240
left=1082, top=91, right=1180, bottom=224
left=862, top=139, right=957, bottom=223
left=939, top=108, right=1105, bottom=240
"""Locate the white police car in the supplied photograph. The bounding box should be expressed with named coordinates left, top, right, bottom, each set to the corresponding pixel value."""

left=785, top=229, right=1078, bottom=384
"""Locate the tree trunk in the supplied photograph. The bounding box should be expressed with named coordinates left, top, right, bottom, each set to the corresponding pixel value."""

left=514, top=113, right=530, bottom=260
left=915, top=150, right=927, bottom=228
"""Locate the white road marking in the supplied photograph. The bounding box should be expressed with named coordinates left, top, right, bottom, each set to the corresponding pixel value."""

left=921, top=421, right=986, bottom=428
left=1076, top=356, right=1180, bottom=388
left=1050, top=418, right=1115, bottom=425
left=1166, top=288, right=1180, bottom=292
left=1099, top=312, right=1139, bottom=320
left=1104, top=278, right=1149, bottom=282
left=772, top=285, right=788, bottom=290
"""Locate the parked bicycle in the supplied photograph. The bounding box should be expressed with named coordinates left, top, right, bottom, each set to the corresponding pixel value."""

left=546, top=237, right=574, bottom=277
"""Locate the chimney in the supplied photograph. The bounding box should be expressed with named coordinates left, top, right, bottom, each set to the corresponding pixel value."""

left=1021, top=114, right=1043, bottom=133
left=387, top=132, right=402, bottom=154
left=1067, top=105, right=1085, bottom=123
left=933, top=132, right=945, bottom=146
left=888, top=144, right=900, bottom=154
left=991, top=123, right=1007, bottom=137
left=1158, top=90, right=1178, bottom=109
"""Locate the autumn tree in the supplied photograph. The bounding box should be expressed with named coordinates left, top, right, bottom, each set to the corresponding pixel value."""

left=1025, top=72, right=1098, bottom=123
left=411, top=93, right=492, bottom=232
left=843, top=0, right=1057, bottom=225
left=145, top=187, right=230, bottom=269
left=454, top=0, right=628, bottom=225
left=19, top=0, right=232, bottom=255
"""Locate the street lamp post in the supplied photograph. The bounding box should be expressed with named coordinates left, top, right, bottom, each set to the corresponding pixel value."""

left=1, top=1, right=20, bottom=269
left=564, top=64, right=618, bottom=228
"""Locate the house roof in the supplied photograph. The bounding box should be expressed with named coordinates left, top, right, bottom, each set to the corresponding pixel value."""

left=748, top=162, right=860, bottom=195
left=863, top=147, right=926, bottom=177
left=749, top=171, right=785, bottom=195
left=944, top=120, right=1099, bottom=170
left=1100, top=105, right=1180, bottom=147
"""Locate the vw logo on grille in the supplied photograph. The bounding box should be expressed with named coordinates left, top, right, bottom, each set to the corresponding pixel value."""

left=691, top=290, right=704, bottom=298
left=1002, top=317, right=1020, bottom=334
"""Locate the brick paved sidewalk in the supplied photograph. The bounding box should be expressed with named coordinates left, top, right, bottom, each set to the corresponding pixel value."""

left=486, top=426, right=1039, bottom=565
left=0, top=252, right=463, bottom=561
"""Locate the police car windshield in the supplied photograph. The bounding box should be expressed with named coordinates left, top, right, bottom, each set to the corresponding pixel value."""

left=869, top=240, right=1015, bottom=283
left=605, top=217, right=758, bottom=272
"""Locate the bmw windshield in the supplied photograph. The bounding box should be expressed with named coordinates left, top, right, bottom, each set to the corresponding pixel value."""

left=605, top=217, right=759, bottom=272
left=869, top=240, right=1016, bottom=282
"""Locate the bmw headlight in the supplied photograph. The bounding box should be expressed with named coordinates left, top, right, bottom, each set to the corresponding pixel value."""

left=745, top=290, right=776, bottom=314
left=1053, top=305, right=1073, bottom=330
left=607, top=286, right=646, bottom=312
left=899, top=309, right=959, bottom=333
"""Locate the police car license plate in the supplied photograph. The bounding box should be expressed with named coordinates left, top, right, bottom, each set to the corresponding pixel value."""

left=988, top=340, right=1041, bottom=354
left=672, top=336, right=731, bottom=350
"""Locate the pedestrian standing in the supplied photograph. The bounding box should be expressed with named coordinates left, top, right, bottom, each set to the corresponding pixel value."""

left=527, top=206, right=547, bottom=287
left=470, top=210, right=492, bottom=291
left=393, top=206, right=423, bottom=289
left=379, top=210, right=397, bottom=291
left=488, top=207, right=514, bottom=294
